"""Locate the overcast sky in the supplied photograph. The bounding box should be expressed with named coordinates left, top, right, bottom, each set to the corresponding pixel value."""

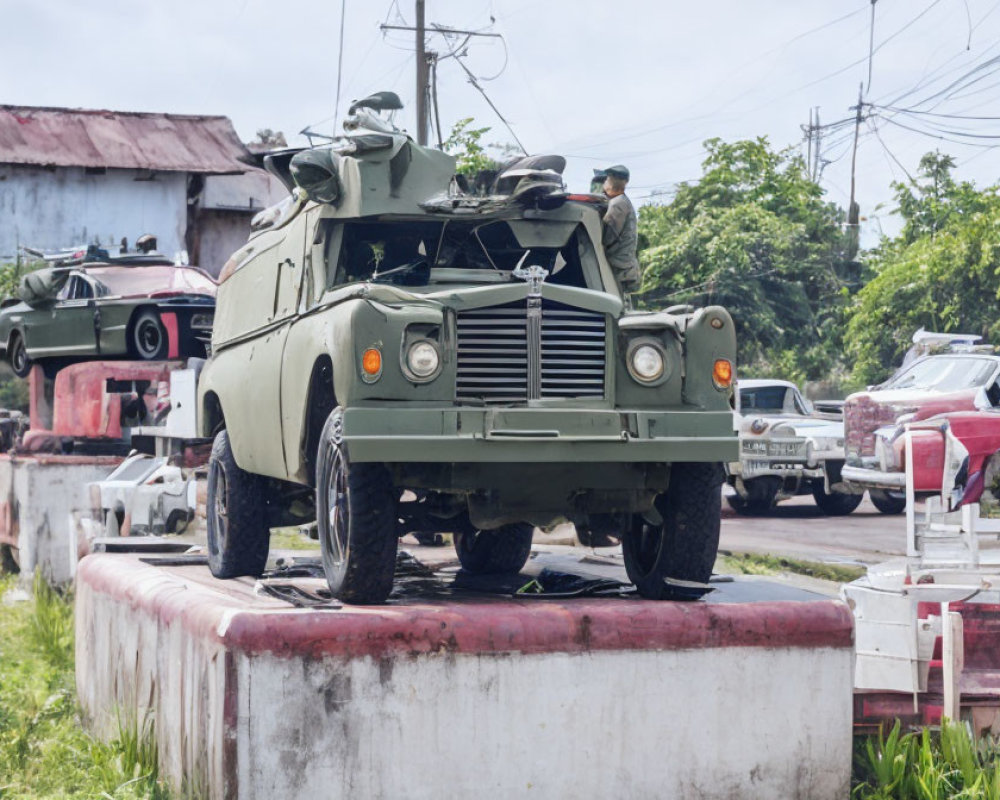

left=3, top=0, right=1000, bottom=243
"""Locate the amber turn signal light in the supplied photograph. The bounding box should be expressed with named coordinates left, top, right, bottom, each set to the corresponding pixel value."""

left=362, top=347, right=382, bottom=377
left=712, top=359, right=733, bottom=389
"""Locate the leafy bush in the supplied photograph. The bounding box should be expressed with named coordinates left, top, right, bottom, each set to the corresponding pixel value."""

left=854, top=720, right=1000, bottom=799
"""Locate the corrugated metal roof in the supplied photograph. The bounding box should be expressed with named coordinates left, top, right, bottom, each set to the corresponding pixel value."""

left=0, top=105, right=251, bottom=174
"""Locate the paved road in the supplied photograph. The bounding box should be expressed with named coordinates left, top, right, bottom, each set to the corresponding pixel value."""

left=719, top=493, right=908, bottom=566
left=402, top=493, right=913, bottom=569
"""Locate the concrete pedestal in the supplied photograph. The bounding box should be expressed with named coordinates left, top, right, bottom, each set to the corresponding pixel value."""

left=76, top=554, right=855, bottom=800
left=0, top=454, right=120, bottom=583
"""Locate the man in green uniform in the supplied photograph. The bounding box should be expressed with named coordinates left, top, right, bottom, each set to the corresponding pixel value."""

left=595, top=164, right=641, bottom=293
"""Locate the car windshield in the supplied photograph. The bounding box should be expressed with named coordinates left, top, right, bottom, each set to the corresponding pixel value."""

left=885, top=356, right=998, bottom=391
left=740, top=386, right=790, bottom=414
left=333, top=219, right=596, bottom=289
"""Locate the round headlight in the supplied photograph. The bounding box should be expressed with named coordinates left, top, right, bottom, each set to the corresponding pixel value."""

left=630, top=344, right=664, bottom=382
left=406, top=341, right=440, bottom=379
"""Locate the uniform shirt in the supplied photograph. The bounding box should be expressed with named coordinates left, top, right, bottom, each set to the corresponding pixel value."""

left=602, top=192, right=641, bottom=291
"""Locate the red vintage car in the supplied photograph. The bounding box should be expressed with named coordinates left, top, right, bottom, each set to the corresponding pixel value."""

left=841, top=353, right=1000, bottom=511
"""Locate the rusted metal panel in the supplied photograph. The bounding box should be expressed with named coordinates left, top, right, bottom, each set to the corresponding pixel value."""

left=47, top=361, right=182, bottom=439
left=0, top=106, right=250, bottom=174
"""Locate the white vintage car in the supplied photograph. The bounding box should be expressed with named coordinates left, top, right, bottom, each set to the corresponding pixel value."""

left=727, top=379, right=858, bottom=515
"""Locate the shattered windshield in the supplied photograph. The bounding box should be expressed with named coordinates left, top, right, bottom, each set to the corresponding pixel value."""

left=333, top=219, right=594, bottom=288
left=885, top=356, right=998, bottom=391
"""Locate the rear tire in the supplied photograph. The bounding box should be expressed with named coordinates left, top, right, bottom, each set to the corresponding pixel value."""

left=8, top=333, right=31, bottom=378
left=870, top=489, right=906, bottom=515
left=316, top=407, right=398, bottom=604
left=206, top=429, right=270, bottom=578
left=130, top=309, right=168, bottom=360
left=811, top=483, right=863, bottom=516
left=623, top=462, right=724, bottom=599
left=454, top=522, right=534, bottom=574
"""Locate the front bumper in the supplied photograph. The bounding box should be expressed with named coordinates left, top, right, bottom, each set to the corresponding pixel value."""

left=841, top=464, right=907, bottom=490
left=730, top=458, right=825, bottom=481
left=342, top=406, right=737, bottom=463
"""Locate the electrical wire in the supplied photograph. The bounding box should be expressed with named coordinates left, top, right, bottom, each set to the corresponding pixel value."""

left=867, top=117, right=916, bottom=184
left=452, top=53, right=527, bottom=154
left=791, top=0, right=945, bottom=96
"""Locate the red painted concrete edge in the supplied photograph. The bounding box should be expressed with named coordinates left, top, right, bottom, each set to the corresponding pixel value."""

left=76, top=554, right=855, bottom=660
left=0, top=453, right=123, bottom=466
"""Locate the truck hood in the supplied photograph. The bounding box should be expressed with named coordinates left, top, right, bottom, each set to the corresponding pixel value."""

left=359, top=280, right=624, bottom=316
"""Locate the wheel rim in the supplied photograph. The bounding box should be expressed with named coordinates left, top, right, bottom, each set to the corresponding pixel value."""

left=135, top=318, right=162, bottom=358
left=11, top=338, right=25, bottom=373
left=629, top=518, right=663, bottom=578
left=210, top=458, right=229, bottom=555
left=323, top=442, right=350, bottom=571
left=458, top=529, right=481, bottom=557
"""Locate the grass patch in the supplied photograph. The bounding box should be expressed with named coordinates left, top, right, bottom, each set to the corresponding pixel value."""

left=269, top=527, right=319, bottom=551
left=717, top=550, right=865, bottom=583
left=0, top=573, right=170, bottom=798
left=854, top=720, right=1000, bottom=799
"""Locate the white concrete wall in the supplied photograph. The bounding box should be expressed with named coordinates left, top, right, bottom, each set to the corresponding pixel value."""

left=3, top=457, right=119, bottom=584
left=76, top=556, right=855, bottom=800
left=0, top=165, right=187, bottom=261
left=239, top=645, right=851, bottom=799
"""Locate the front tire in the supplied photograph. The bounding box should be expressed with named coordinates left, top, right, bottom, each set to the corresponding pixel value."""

left=206, top=429, right=270, bottom=578
left=316, top=407, right=398, bottom=604
left=811, top=483, right=863, bottom=515
left=8, top=333, right=31, bottom=378
left=725, top=476, right=779, bottom=515
left=130, top=309, right=168, bottom=360
left=870, top=489, right=906, bottom=515
left=623, top=462, right=724, bottom=599
left=454, top=522, right=534, bottom=574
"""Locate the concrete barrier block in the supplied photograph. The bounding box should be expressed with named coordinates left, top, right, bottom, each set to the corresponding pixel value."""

left=76, top=554, right=855, bottom=799
left=0, top=454, right=120, bottom=583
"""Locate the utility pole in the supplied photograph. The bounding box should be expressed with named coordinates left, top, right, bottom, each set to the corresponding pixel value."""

left=381, top=9, right=510, bottom=150
left=802, top=107, right=822, bottom=182
left=813, top=108, right=821, bottom=182
left=846, top=83, right=864, bottom=259
left=805, top=108, right=813, bottom=175
left=415, top=0, right=429, bottom=146
left=848, top=83, right=863, bottom=229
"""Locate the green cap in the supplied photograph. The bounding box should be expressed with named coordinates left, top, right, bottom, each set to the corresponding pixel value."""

left=595, top=164, right=629, bottom=181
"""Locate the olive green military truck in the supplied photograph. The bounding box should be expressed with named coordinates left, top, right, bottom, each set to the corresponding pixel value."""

left=198, top=93, right=737, bottom=604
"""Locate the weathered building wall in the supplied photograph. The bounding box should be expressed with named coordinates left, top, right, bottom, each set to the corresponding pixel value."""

left=0, top=165, right=187, bottom=260
left=197, top=172, right=287, bottom=276
left=196, top=210, right=255, bottom=277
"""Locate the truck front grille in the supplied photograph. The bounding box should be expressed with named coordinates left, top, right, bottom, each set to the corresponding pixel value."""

left=455, top=302, right=607, bottom=404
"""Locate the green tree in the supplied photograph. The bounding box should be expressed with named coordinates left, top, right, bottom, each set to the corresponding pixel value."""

left=846, top=154, right=1000, bottom=384
left=638, top=137, right=855, bottom=383
left=442, top=117, right=518, bottom=178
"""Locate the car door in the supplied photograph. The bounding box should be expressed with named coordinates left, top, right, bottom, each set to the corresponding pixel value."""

left=30, top=273, right=99, bottom=358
